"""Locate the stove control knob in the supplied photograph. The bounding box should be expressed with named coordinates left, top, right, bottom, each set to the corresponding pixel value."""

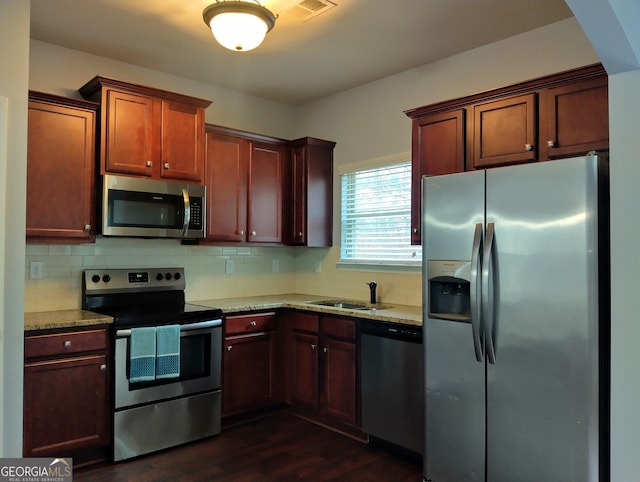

left=156, top=273, right=164, bottom=281
left=174, top=272, right=181, bottom=280
left=102, top=274, right=111, bottom=283
left=165, top=273, right=173, bottom=280
left=91, top=274, right=100, bottom=283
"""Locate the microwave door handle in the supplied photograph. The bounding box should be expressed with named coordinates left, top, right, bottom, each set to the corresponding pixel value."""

left=181, top=188, right=191, bottom=236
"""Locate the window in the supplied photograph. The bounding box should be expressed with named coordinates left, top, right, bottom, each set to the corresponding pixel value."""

left=340, top=160, right=421, bottom=266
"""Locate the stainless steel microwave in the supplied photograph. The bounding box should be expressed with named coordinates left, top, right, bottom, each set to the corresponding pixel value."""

left=101, top=174, right=205, bottom=239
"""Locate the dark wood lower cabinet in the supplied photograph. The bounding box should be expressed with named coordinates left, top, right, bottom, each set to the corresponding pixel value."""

left=291, top=331, right=319, bottom=409
left=23, top=328, right=110, bottom=465
left=223, top=332, right=276, bottom=414
left=288, top=312, right=359, bottom=431
left=222, top=312, right=281, bottom=417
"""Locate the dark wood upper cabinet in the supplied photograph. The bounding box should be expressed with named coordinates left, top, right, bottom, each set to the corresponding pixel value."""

left=405, top=63, right=609, bottom=245
left=204, top=125, right=284, bottom=244
left=26, top=92, right=98, bottom=242
left=471, top=93, right=537, bottom=168
left=542, top=75, right=609, bottom=159
left=79, top=76, right=211, bottom=183
left=410, top=109, right=465, bottom=244
left=287, top=137, right=335, bottom=247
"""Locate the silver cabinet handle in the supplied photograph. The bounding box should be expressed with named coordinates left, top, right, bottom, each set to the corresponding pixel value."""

left=164, top=162, right=170, bottom=169
left=239, top=230, right=245, bottom=236
left=63, top=341, right=71, bottom=348
left=249, top=321, right=257, bottom=327
left=547, top=140, right=556, bottom=148
left=470, top=223, right=484, bottom=363
left=311, top=344, right=316, bottom=350
left=227, top=346, right=233, bottom=351
left=251, top=231, right=257, bottom=236
left=524, top=144, right=533, bottom=151
left=100, top=364, right=106, bottom=371
left=323, top=347, right=328, bottom=353
left=413, top=228, right=419, bottom=234
left=298, top=232, right=303, bottom=237
left=146, top=160, right=152, bottom=167
left=84, top=224, right=91, bottom=231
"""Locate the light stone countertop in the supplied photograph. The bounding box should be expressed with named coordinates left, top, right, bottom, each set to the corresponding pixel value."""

left=23, top=294, right=422, bottom=332
left=193, top=293, right=423, bottom=327
left=24, top=309, right=114, bottom=333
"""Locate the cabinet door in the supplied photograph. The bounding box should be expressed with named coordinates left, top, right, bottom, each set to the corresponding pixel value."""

left=321, top=337, right=357, bottom=426
left=289, top=138, right=335, bottom=247
left=205, top=132, right=248, bottom=242
left=248, top=142, right=283, bottom=243
left=27, top=100, right=96, bottom=241
left=544, top=76, right=609, bottom=159
left=161, top=100, right=205, bottom=182
left=23, top=355, right=108, bottom=457
left=104, top=89, right=158, bottom=176
left=290, top=145, right=307, bottom=245
left=223, top=333, right=275, bottom=415
left=291, top=332, right=319, bottom=409
left=472, top=93, right=537, bottom=168
left=411, top=110, right=465, bottom=245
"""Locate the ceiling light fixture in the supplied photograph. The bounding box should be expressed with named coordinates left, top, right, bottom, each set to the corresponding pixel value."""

left=202, top=0, right=277, bottom=52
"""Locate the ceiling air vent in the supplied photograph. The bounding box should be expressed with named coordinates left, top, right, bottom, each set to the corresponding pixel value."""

left=281, top=0, right=337, bottom=21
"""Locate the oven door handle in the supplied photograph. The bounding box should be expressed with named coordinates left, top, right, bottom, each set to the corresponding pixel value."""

left=115, top=319, right=222, bottom=338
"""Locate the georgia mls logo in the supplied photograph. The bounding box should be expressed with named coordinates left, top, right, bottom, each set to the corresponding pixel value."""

left=0, top=457, right=72, bottom=482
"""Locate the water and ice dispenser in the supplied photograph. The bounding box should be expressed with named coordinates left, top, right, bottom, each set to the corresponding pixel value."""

left=427, top=260, right=472, bottom=322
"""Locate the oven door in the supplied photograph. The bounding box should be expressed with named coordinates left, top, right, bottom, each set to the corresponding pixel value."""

left=114, top=319, right=221, bottom=410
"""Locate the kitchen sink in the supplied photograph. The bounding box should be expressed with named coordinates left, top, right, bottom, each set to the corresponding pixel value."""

left=307, top=300, right=390, bottom=310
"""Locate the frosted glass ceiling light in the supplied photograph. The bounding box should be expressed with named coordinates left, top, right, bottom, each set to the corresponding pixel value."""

left=203, top=1, right=277, bottom=52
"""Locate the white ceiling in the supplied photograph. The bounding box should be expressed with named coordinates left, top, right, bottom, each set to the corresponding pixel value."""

left=29, top=0, right=574, bottom=106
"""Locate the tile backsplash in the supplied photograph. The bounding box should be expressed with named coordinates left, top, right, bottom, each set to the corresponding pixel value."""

left=25, top=237, right=297, bottom=312
left=25, top=238, right=422, bottom=312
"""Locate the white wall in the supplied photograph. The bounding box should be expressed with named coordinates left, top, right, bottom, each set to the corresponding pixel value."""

left=608, top=69, right=640, bottom=482
left=0, top=0, right=29, bottom=457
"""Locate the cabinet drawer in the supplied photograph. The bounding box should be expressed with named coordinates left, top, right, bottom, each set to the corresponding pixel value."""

left=225, top=312, right=277, bottom=335
left=291, top=312, right=319, bottom=333
left=25, top=328, right=108, bottom=359
left=322, top=316, right=356, bottom=341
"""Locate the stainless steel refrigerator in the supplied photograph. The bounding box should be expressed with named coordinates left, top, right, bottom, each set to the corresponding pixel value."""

left=422, top=154, right=609, bottom=482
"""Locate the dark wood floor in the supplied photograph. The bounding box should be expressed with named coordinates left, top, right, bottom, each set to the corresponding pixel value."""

left=75, top=411, right=423, bottom=481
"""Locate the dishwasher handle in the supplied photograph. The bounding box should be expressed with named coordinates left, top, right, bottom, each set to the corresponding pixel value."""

left=360, top=320, right=422, bottom=343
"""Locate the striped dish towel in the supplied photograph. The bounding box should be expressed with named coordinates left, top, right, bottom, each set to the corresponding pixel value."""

left=156, top=324, right=180, bottom=379
left=130, top=327, right=156, bottom=383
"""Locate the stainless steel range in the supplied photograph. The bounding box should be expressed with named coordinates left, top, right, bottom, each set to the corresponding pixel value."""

left=82, top=267, right=223, bottom=462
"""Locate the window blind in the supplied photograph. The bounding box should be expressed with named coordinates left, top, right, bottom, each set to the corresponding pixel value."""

left=340, top=161, right=420, bottom=264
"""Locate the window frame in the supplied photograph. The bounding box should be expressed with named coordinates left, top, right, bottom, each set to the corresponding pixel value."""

left=338, top=152, right=421, bottom=270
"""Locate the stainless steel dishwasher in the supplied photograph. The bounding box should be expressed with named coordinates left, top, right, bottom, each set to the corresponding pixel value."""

left=361, top=319, right=424, bottom=455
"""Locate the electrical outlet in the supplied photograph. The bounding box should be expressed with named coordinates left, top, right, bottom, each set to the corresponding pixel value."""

left=315, top=260, right=322, bottom=273
left=30, top=261, right=43, bottom=280
left=225, top=259, right=234, bottom=274
left=272, top=259, right=280, bottom=272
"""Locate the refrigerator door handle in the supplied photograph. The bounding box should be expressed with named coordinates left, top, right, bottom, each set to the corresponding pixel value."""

left=482, top=222, right=497, bottom=364
left=470, top=222, right=484, bottom=362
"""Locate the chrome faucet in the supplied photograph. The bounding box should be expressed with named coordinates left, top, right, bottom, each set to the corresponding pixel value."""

left=366, top=281, right=377, bottom=304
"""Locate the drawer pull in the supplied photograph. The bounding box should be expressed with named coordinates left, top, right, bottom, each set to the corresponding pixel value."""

left=311, top=344, right=316, bottom=350
left=227, top=346, right=233, bottom=351
left=249, top=321, right=257, bottom=327
left=63, top=341, right=71, bottom=348
left=323, top=347, right=328, bottom=353
left=100, top=364, right=106, bottom=371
